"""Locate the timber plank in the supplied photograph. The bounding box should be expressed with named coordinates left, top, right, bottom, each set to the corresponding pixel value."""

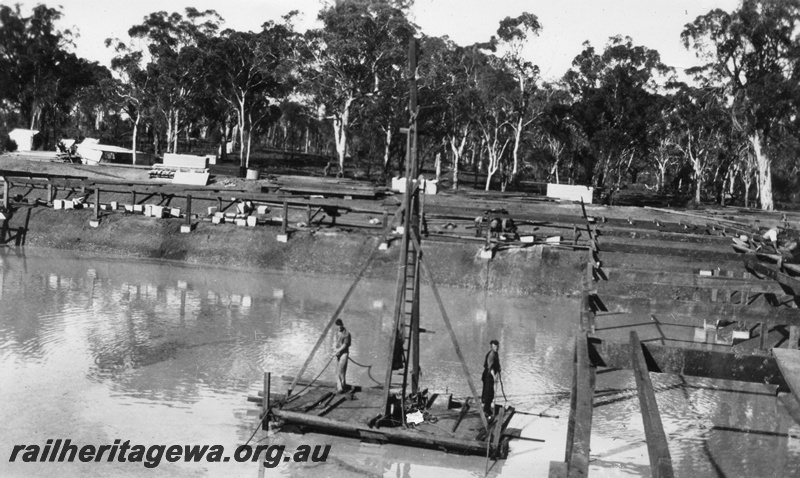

left=592, top=295, right=800, bottom=328
left=567, top=332, right=595, bottom=478
left=630, top=331, right=674, bottom=478
left=600, top=267, right=783, bottom=293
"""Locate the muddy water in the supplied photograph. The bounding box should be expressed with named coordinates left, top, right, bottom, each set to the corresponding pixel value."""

left=0, top=248, right=798, bottom=477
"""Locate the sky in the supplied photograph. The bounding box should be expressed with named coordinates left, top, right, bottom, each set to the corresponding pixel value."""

left=14, top=0, right=740, bottom=81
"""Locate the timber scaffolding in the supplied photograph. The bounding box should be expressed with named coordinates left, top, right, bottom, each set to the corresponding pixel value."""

left=549, top=202, right=800, bottom=477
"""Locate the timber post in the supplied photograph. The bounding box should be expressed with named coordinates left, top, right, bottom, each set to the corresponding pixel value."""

left=181, top=195, right=193, bottom=233
left=263, top=372, right=270, bottom=431
left=2, top=178, right=8, bottom=210
left=278, top=201, right=289, bottom=242
left=94, top=188, right=100, bottom=220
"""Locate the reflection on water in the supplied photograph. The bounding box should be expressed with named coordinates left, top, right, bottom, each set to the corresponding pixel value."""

left=0, top=248, right=799, bottom=477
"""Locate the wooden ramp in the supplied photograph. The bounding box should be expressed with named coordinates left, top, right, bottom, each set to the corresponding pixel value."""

left=269, top=380, right=514, bottom=457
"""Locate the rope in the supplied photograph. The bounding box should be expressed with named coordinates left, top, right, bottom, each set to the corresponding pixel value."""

left=347, top=356, right=383, bottom=386
left=499, top=373, right=508, bottom=406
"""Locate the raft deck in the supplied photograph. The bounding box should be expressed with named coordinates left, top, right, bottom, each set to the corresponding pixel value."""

left=268, top=379, right=514, bottom=457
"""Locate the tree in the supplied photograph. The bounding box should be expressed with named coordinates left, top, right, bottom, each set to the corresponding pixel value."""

left=682, top=0, right=800, bottom=210
left=103, top=45, right=151, bottom=163
left=205, top=19, right=295, bottom=168
left=297, top=0, right=414, bottom=176
left=117, top=8, right=223, bottom=154
left=494, top=13, right=542, bottom=182
left=564, top=36, right=672, bottom=190
left=0, top=4, right=108, bottom=148
left=667, top=85, right=730, bottom=203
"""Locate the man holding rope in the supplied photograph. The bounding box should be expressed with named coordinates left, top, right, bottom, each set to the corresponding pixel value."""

left=481, top=339, right=501, bottom=419
left=333, top=319, right=351, bottom=393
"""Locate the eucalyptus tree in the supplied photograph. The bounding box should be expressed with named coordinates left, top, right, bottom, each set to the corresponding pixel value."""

left=116, top=8, right=223, bottom=154
left=564, top=36, right=672, bottom=189
left=534, top=85, right=586, bottom=184
left=205, top=18, right=295, bottom=168
left=472, top=58, right=516, bottom=190
left=102, top=45, right=151, bottom=163
left=0, top=4, right=107, bottom=148
left=296, top=0, right=414, bottom=176
left=666, top=86, right=730, bottom=203
left=494, top=13, right=542, bottom=182
left=682, top=0, right=800, bottom=210
left=417, top=36, right=482, bottom=189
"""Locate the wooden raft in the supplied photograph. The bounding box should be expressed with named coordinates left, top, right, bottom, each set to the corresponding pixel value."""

left=262, top=379, right=514, bottom=457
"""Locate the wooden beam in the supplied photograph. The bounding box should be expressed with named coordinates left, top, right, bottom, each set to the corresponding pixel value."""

left=592, top=294, right=800, bottom=327
left=589, top=336, right=787, bottom=391
left=744, top=256, right=800, bottom=295
left=600, top=267, right=784, bottom=293
left=567, top=331, right=595, bottom=478
left=630, top=331, right=674, bottom=478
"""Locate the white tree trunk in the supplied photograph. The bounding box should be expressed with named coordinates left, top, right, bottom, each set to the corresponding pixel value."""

left=131, top=113, right=140, bottom=165
left=332, top=98, right=353, bottom=176
left=511, top=117, right=522, bottom=177
left=383, top=126, right=392, bottom=172
left=750, top=131, right=774, bottom=210
left=173, top=110, right=180, bottom=154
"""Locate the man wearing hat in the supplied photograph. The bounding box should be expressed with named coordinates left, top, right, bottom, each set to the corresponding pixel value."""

left=481, top=339, right=501, bottom=419
left=333, top=319, right=351, bottom=393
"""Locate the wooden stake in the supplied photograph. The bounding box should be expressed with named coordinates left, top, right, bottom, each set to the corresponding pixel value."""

left=281, top=201, right=288, bottom=235
left=185, top=195, right=192, bottom=225
left=94, top=187, right=100, bottom=220
left=263, top=372, right=270, bottom=431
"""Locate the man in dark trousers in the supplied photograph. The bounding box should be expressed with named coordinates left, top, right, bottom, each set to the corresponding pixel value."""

left=333, top=319, right=351, bottom=393
left=481, top=339, right=501, bottom=419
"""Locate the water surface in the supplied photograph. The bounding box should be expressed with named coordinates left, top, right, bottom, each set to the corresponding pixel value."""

left=0, top=248, right=797, bottom=477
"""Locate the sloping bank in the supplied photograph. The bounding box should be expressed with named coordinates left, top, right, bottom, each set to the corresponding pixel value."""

left=4, top=205, right=586, bottom=297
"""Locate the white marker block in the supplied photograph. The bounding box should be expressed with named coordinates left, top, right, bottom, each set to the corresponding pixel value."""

left=212, top=216, right=223, bottom=224
left=235, top=218, right=247, bottom=226
left=732, top=330, right=750, bottom=340
left=394, top=226, right=404, bottom=235
left=479, top=248, right=494, bottom=259
left=133, top=204, right=143, bottom=213
left=170, top=207, right=181, bottom=218
left=64, top=200, right=74, bottom=210
left=110, top=201, right=118, bottom=210
left=257, top=205, right=269, bottom=215
left=520, top=235, right=535, bottom=243
left=89, top=220, right=100, bottom=228
left=144, top=204, right=153, bottom=217
left=277, top=234, right=288, bottom=243
left=53, top=199, right=64, bottom=210
left=273, top=289, right=284, bottom=299
left=180, top=224, right=192, bottom=233
left=152, top=205, right=164, bottom=218
left=379, top=242, right=389, bottom=251
left=475, top=309, right=488, bottom=323
left=545, top=236, right=561, bottom=244
left=246, top=216, right=257, bottom=227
